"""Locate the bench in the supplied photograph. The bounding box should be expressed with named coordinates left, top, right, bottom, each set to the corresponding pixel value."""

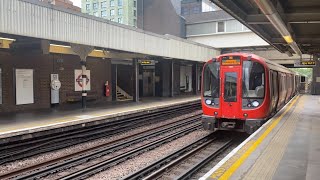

left=66, top=91, right=98, bottom=103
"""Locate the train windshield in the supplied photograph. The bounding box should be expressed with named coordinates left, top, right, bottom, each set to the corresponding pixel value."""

left=203, top=61, right=220, bottom=98
left=242, top=61, right=265, bottom=98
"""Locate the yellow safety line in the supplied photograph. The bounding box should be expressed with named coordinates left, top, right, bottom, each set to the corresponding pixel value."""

left=216, top=95, right=300, bottom=180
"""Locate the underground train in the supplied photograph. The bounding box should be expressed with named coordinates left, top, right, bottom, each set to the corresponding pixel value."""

left=201, top=53, right=303, bottom=134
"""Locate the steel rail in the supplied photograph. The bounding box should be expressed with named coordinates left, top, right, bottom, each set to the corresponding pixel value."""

left=123, top=133, right=216, bottom=180
left=0, top=103, right=200, bottom=164
left=143, top=138, right=233, bottom=180
left=59, top=124, right=202, bottom=180
left=175, top=139, right=233, bottom=180
left=7, top=117, right=201, bottom=180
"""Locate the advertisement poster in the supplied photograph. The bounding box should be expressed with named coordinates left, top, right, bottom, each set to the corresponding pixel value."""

left=16, top=69, right=34, bottom=105
left=75, top=69, right=91, bottom=91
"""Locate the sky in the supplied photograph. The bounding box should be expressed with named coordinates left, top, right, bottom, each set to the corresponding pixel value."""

left=70, top=0, right=81, bottom=8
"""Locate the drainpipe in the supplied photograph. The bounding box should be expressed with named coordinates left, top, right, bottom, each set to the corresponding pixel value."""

left=254, top=0, right=302, bottom=57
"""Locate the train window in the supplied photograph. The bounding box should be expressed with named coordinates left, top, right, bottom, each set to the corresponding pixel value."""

left=301, top=76, right=306, bottom=83
left=203, top=62, right=220, bottom=98
left=224, top=72, right=237, bottom=102
left=242, top=61, right=265, bottom=98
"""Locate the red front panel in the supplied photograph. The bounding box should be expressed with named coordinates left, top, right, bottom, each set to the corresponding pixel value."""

left=220, top=66, right=242, bottom=119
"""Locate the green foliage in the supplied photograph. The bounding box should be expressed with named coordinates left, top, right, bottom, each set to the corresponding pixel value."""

left=290, top=68, right=313, bottom=80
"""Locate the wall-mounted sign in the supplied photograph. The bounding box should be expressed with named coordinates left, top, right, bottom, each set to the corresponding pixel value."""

left=16, top=69, right=34, bottom=105
left=300, top=60, right=316, bottom=66
left=138, top=60, right=155, bottom=66
left=75, top=69, right=91, bottom=91
left=221, top=56, right=241, bottom=66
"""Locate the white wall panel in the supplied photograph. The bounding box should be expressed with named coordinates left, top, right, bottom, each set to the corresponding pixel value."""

left=0, top=0, right=218, bottom=62
left=187, top=32, right=268, bottom=48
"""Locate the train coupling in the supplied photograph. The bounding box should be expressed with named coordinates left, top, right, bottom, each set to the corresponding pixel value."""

left=201, top=115, right=216, bottom=131
left=221, top=122, right=236, bottom=129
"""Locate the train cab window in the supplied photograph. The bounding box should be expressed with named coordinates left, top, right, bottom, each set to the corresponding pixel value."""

left=242, top=61, right=265, bottom=98
left=203, top=62, right=220, bottom=98
left=224, top=72, right=237, bottom=102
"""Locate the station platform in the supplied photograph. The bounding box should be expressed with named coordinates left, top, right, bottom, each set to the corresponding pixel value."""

left=201, top=95, right=320, bottom=180
left=0, top=96, right=199, bottom=141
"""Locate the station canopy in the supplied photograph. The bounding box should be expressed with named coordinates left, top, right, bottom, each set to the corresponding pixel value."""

left=211, top=0, right=320, bottom=55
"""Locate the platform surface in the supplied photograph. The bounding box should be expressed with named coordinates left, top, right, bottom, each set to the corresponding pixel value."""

left=201, top=95, right=320, bottom=180
left=0, top=96, right=199, bottom=139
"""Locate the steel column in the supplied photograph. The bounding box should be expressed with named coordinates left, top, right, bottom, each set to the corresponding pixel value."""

left=133, top=59, right=139, bottom=102
left=170, top=60, right=174, bottom=97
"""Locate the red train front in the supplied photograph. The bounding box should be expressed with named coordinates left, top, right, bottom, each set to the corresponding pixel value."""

left=201, top=53, right=296, bottom=134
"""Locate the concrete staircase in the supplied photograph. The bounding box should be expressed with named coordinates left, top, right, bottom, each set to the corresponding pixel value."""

left=116, top=86, right=133, bottom=101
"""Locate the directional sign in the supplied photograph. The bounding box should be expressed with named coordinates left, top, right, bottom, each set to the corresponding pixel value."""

left=138, top=60, right=155, bottom=66
left=300, top=60, right=316, bottom=66
left=294, top=60, right=316, bottom=67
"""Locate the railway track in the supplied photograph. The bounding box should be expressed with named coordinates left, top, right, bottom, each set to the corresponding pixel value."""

left=124, top=132, right=243, bottom=180
left=0, top=114, right=202, bottom=180
left=0, top=102, right=200, bottom=164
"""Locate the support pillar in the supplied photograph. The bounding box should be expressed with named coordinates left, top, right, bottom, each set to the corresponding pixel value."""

left=133, top=58, right=139, bottom=102
left=192, top=63, right=198, bottom=95
left=70, top=44, right=94, bottom=109
left=111, top=64, right=117, bottom=101
left=312, top=54, right=320, bottom=95
left=170, top=60, right=174, bottom=97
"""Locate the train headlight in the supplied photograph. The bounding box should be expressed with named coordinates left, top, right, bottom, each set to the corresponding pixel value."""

left=251, top=101, right=260, bottom=107
left=205, top=99, right=212, bottom=105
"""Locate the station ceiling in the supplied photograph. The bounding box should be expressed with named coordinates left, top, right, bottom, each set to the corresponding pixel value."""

left=211, top=0, right=320, bottom=55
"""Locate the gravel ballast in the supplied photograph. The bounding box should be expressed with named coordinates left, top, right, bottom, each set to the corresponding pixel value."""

left=0, top=110, right=202, bottom=175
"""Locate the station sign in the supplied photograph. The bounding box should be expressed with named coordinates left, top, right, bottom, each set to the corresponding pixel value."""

left=75, top=69, right=91, bottom=91
left=221, top=56, right=241, bottom=66
left=138, top=60, right=155, bottom=66
left=300, top=60, right=316, bottom=66
left=294, top=60, right=316, bottom=67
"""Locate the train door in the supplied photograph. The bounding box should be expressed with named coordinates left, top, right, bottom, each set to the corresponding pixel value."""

left=220, top=67, right=241, bottom=118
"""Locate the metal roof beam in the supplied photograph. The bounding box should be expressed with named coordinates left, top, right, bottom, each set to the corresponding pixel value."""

left=247, top=13, right=320, bottom=24
left=253, top=0, right=302, bottom=56
left=272, top=37, right=320, bottom=44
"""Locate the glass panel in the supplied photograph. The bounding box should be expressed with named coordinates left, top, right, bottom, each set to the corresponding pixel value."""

left=186, top=22, right=216, bottom=36
left=224, top=72, right=237, bottom=102
left=203, top=62, right=220, bottom=98
left=226, top=20, right=243, bottom=32
left=110, top=0, right=115, bottom=7
left=101, top=1, right=107, bottom=8
left=242, top=61, right=265, bottom=98
left=218, top=22, right=225, bottom=32
left=118, top=8, right=123, bottom=15
left=110, top=9, right=115, bottom=16
left=101, top=11, right=107, bottom=17
left=93, top=3, right=98, bottom=10
left=118, top=0, right=123, bottom=6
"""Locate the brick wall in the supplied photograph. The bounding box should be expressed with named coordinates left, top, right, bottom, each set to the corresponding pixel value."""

left=0, top=52, right=112, bottom=113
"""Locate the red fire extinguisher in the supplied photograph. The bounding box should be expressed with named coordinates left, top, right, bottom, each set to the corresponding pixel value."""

left=105, top=81, right=110, bottom=97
